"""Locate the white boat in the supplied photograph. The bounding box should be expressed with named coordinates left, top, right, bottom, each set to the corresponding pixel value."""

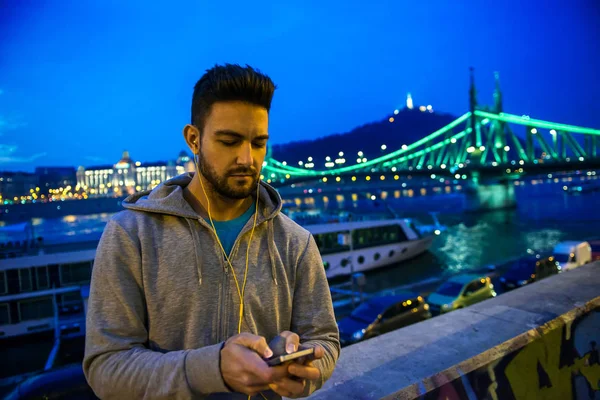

left=0, top=218, right=432, bottom=338
left=307, top=219, right=434, bottom=279
left=0, top=249, right=93, bottom=339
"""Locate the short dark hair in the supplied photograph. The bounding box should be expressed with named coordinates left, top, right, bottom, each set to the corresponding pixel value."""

left=191, top=63, right=276, bottom=132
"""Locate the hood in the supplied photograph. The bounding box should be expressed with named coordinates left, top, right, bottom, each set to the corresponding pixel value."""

left=427, top=293, right=457, bottom=307
left=122, top=172, right=282, bottom=221
left=121, top=172, right=283, bottom=285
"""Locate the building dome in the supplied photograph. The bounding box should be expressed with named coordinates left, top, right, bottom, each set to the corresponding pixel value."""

left=116, top=150, right=134, bottom=169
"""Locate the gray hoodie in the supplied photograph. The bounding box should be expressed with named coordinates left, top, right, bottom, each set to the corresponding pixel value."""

left=83, top=173, right=340, bottom=399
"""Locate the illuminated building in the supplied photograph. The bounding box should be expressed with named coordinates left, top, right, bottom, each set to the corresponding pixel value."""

left=77, top=150, right=192, bottom=197
left=0, top=172, right=37, bottom=200
left=35, top=167, right=77, bottom=194
left=406, top=93, right=414, bottom=110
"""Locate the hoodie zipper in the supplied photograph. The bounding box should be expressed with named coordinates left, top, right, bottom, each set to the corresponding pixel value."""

left=221, top=255, right=229, bottom=340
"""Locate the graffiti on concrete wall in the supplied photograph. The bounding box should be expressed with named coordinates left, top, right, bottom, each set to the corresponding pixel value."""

left=418, top=307, right=600, bottom=400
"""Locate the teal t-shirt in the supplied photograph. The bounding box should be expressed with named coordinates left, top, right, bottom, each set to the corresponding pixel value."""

left=206, top=202, right=256, bottom=256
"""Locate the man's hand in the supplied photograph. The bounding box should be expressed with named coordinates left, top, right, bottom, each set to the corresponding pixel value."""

left=268, top=331, right=325, bottom=398
left=220, top=333, right=288, bottom=396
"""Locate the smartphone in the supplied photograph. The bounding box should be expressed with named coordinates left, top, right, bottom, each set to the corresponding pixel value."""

left=266, top=347, right=315, bottom=366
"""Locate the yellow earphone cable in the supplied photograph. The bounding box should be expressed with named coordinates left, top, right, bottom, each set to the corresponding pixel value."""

left=195, top=154, right=268, bottom=400
left=195, top=155, right=259, bottom=334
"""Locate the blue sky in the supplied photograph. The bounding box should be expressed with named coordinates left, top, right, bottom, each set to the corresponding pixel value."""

left=1, top=0, right=598, bottom=172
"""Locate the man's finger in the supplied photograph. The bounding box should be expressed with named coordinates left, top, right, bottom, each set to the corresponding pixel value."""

left=231, top=333, right=273, bottom=358
left=279, top=331, right=300, bottom=354
left=288, top=363, right=321, bottom=381
left=269, top=377, right=306, bottom=398
left=268, top=363, right=291, bottom=382
left=296, top=344, right=324, bottom=364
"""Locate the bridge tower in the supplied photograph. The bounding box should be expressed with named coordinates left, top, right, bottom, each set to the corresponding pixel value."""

left=469, top=67, right=480, bottom=148
left=493, top=72, right=508, bottom=163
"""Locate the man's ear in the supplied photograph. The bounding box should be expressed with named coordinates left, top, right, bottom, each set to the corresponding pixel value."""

left=183, top=124, right=201, bottom=154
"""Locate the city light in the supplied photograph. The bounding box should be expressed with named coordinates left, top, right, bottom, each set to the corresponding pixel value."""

left=322, top=177, right=328, bottom=182
left=467, top=146, right=475, bottom=153
left=298, top=161, right=303, bottom=166
left=402, top=145, right=408, bottom=150
left=381, top=144, right=387, bottom=150
left=504, top=146, right=510, bottom=152
left=380, top=175, right=385, bottom=180
left=479, top=146, right=485, bottom=151
left=366, top=176, right=371, bottom=181
left=308, top=157, right=313, bottom=161
left=550, top=129, right=557, bottom=135
left=389, top=117, right=394, bottom=123
left=338, top=152, right=344, bottom=157
left=352, top=176, right=356, bottom=181
left=419, top=106, right=426, bottom=112
left=282, top=161, right=287, bottom=165
left=356, top=158, right=362, bottom=163
left=391, top=167, right=397, bottom=172
left=394, top=175, right=399, bottom=180
left=531, top=128, right=537, bottom=134
left=358, top=151, right=363, bottom=157
left=455, top=174, right=460, bottom=179
left=370, top=195, right=376, bottom=200
left=394, top=109, right=399, bottom=115
left=336, top=176, right=341, bottom=182
left=440, top=164, right=446, bottom=169
left=451, top=138, right=457, bottom=143
left=326, top=156, right=331, bottom=161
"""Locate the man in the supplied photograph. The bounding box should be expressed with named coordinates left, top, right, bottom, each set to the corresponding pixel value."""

left=83, top=64, right=340, bottom=399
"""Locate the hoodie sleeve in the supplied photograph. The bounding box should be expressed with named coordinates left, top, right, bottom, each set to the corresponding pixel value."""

left=83, top=218, right=231, bottom=399
left=291, top=233, right=341, bottom=397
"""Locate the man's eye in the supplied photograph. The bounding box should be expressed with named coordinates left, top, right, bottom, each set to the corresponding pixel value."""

left=220, top=141, right=237, bottom=146
left=253, top=142, right=267, bottom=148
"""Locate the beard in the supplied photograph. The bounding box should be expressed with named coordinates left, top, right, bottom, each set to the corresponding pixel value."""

left=197, top=152, right=259, bottom=200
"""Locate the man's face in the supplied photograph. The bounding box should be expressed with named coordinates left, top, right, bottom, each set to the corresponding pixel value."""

left=197, top=101, right=269, bottom=199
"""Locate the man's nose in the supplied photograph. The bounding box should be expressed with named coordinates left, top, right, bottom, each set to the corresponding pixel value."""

left=236, top=142, right=253, bottom=166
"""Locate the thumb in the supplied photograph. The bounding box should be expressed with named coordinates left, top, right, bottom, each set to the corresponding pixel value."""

left=232, top=333, right=273, bottom=358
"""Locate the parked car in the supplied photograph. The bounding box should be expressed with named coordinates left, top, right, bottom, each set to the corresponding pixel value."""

left=427, top=274, right=496, bottom=315
left=552, top=241, right=592, bottom=271
left=337, top=293, right=431, bottom=346
left=499, top=255, right=560, bottom=291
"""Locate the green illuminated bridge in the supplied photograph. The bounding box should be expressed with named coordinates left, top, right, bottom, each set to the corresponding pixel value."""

left=262, top=72, right=600, bottom=187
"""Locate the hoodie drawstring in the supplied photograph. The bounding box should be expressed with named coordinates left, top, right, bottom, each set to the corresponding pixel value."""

left=186, top=219, right=203, bottom=285
left=267, top=219, right=278, bottom=286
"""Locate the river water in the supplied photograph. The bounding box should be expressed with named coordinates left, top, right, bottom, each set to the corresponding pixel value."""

left=1, top=175, right=598, bottom=293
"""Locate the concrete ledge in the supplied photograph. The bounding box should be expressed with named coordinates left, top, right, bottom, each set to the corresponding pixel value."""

left=308, top=262, right=600, bottom=399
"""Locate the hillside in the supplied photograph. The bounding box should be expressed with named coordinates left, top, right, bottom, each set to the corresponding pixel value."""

left=270, top=108, right=463, bottom=167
